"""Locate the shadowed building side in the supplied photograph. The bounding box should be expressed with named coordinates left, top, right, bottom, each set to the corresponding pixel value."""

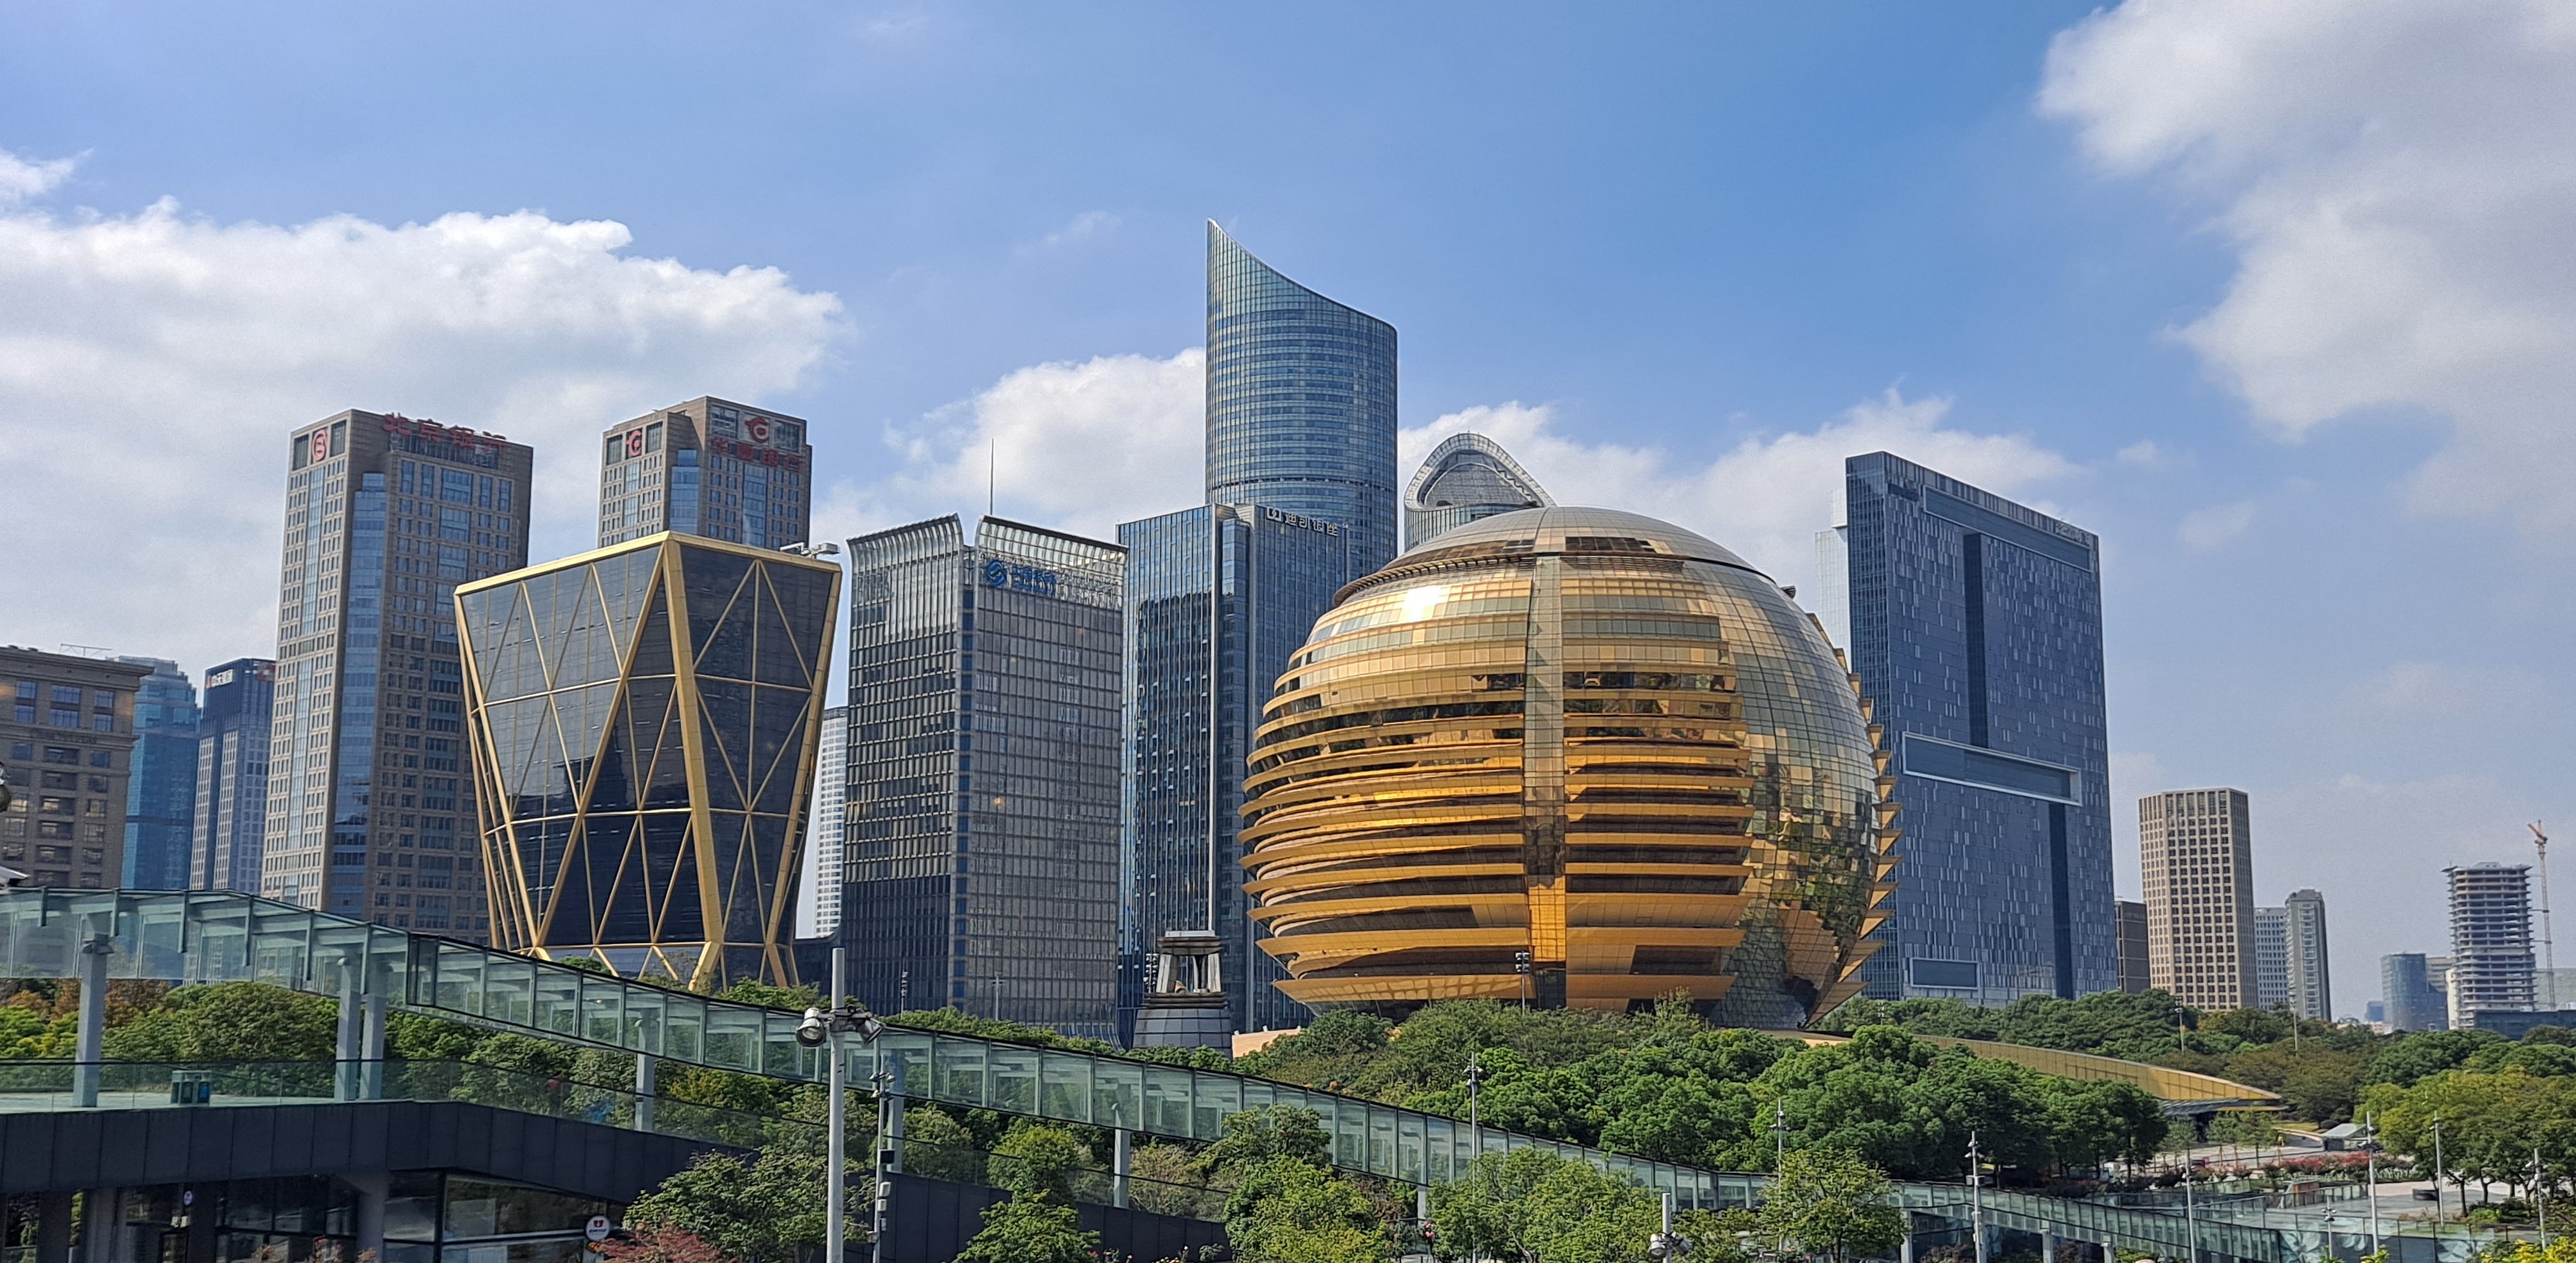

left=457, top=533, right=840, bottom=991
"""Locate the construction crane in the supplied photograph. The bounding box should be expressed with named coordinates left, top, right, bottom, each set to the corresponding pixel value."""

left=2536, top=822, right=2557, bottom=1011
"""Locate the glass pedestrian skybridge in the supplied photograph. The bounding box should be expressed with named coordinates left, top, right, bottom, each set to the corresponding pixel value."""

left=0, top=889, right=2317, bottom=1261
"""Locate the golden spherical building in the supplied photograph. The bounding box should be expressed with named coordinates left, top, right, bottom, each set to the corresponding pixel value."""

left=1241, top=507, right=1897, bottom=1028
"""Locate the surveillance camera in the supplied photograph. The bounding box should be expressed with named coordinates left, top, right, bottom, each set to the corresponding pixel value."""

left=796, top=1007, right=828, bottom=1048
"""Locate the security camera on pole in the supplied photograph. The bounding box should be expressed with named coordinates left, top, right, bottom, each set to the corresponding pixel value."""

left=1648, top=1189, right=1696, bottom=1260
left=797, top=949, right=887, bottom=1263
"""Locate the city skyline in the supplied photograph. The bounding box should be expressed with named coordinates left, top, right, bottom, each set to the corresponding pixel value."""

left=5, top=4, right=2574, bottom=1013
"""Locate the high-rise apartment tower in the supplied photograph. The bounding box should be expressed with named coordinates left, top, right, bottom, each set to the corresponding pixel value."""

left=1, top=647, right=148, bottom=890
left=119, top=657, right=200, bottom=890
left=2254, top=906, right=2290, bottom=1009
left=599, top=397, right=813, bottom=550
left=2281, top=887, right=2331, bottom=1019
left=2447, top=863, right=2536, bottom=1019
left=1838, top=452, right=2114, bottom=1003
left=842, top=516, right=1125, bottom=1039
left=190, top=658, right=276, bottom=893
left=262, top=411, right=530, bottom=935
left=1204, top=224, right=1399, bottom=574
left=2140, top=788, right=2257, bottom=1010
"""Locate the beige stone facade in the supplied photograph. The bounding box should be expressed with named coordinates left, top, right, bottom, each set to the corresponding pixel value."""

left=2140, top=787, right=2258, bottom=1010
left=0, top=647, right=148, bottom=890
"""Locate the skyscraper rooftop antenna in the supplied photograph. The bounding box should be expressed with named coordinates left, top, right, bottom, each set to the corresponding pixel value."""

left=988, top=439, right=997, bottom=517
left=2535, top=821, right=2557, bottom=1010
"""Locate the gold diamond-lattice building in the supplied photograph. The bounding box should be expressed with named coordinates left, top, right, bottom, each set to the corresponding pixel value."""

left=457, top=533, right=840, bottom=990
left=1241, top=507, right=1896, bottom=1027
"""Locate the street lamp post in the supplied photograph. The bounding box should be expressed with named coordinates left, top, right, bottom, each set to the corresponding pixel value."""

left=2363, top=1111, right=2380, bottom=1259
left=797, top=949, right=885, bottom=1263
left=1967, top=1132, right=1986, bottom=1263
left=2432, top=1115, right=2446, bottom=1232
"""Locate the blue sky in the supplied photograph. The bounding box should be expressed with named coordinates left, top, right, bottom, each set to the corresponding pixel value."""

left=6, top=2, right=2571, bottom=1015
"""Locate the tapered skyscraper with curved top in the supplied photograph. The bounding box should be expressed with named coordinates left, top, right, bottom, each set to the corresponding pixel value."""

left=1205, top=222, right=1400, bottom=574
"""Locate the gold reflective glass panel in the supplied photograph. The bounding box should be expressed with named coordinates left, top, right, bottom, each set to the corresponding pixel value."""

left=1242, top=508, right=1896, bottom=1027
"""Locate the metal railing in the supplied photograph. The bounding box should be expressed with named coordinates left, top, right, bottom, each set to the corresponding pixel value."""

left=1, top=889, right=2314, bottom=1259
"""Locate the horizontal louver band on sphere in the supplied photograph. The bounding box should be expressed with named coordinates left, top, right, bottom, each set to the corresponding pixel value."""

left=1241, top=507, right=1897, bottom=1028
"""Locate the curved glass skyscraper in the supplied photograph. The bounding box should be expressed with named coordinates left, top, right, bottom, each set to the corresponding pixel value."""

left=1205, top=222, right=1401, bottom=574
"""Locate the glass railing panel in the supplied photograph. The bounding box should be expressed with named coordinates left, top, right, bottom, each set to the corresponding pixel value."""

left=579, top=974, right=625, bottom=1046
left=621, top=984, right=667, bottom=1057
left=881, top=1032, right=936, bottom=1099
left=1142, top=1064, right=1192, bottom=1138
left=531, top=965, right=581, bottom=1037
left=1368, top=1109, right=1397, bottom=1178
left=759, top=1011, right=806, bottom=1078
left=702, top=1004, right=765, bottom=1071
left=1092, top=1059, right=1143, bottom=1131
left=1240, top=1078, right=1276, bottom=1115
left=1328, top=1101, right=1367, bottom=1171
left=1191, top=1073, right=1240, bottom=1140
left=988, top=1046, right=1037, bottom=1116
left=936, top=1037, right=990, bottom=1107
left=1038, top=1050, right=1092, bottom=1124
left=250, top=902, right=320, bottom=986
left=660, top=994, right=703, bottom=1064
left=121, top=897, right=190, bottom=980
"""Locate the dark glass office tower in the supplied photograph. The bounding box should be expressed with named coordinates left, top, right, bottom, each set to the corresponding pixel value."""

left=1116, top=502, right=1354, bottom=1040
left=1205, top=223, right=1400, bottom=574
left=842, top=516, right=1125, bottom=1038
left=191, top=658, right=276, bottom=893
left=264, top=411, right=533, bottom=937
left=1841, top=451, right=2113, bottom=1003
left=119, top=658, right=200, bottom=890
left=458, top=534, right=840, bottom=989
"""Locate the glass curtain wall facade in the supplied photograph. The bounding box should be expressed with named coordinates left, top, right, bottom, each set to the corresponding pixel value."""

left=457, top=533, right=840, bottom=990
left=2383, top=952, right=2446, bottom=1032
left=1841, top=451, right=2113, bottom=1004
left=1402, top=432, right=1554, bottom=550
left=119, top=658, right=200, bottom=890
left=1118, top=502, right=1353, bottom=1039
left=1241, top=508, right=1893, bottom=1026
left=842, top=516, right=1125, bottom=1038
left=191, top=659, right=276, bottom=893
left=1205, top=223, right=1400, bottom=574
left=263, top=411, right=531, bottom=938
left=599, top=397, right=814, bottom=550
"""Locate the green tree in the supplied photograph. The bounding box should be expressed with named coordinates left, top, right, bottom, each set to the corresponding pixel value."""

left=1431, top=1147, right=1659, bottom=1263
left=1203, top=1105, right=1333, bottom=1176
left=1755, top=1147, right=1904, bottom=1263
left=625, top=1141, right=837, bottom=1263
left=1224, top=1157, right=1392, bottom=1263
left=953, top=1195, right=1099, bottom=1263
left=990, top=1123, right=1093, bottom=1202
left=901, top=1105, right=988, bottom=1184
left=102, top=981, right=337, bottom=1062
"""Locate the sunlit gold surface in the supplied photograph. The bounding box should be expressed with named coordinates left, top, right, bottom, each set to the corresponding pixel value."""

left=1241, top=508, right=1894, bottom=1027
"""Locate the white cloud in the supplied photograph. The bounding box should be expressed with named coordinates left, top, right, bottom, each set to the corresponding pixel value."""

left=2040, top=0, right=2576, bottom=533
left=0, top=147, right=75, bottom=206
left=818, top=349, right=1204, bottom=544
left=2177, top=499, right=2255, bottom=550
left=1033, top=210, right=1120, bottom=252
left=1405, top=390, right=2078, bottom=588
left=0, top=158, right=844, bottom=676
left=2114, top=439, right=2172, bottom=470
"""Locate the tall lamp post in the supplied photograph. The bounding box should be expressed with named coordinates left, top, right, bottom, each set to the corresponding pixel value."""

left=797, top=948, right=886, bottom=1263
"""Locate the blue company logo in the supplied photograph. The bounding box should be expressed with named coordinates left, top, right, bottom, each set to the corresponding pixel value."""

left=982, top=559, right=1059, bottom=597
